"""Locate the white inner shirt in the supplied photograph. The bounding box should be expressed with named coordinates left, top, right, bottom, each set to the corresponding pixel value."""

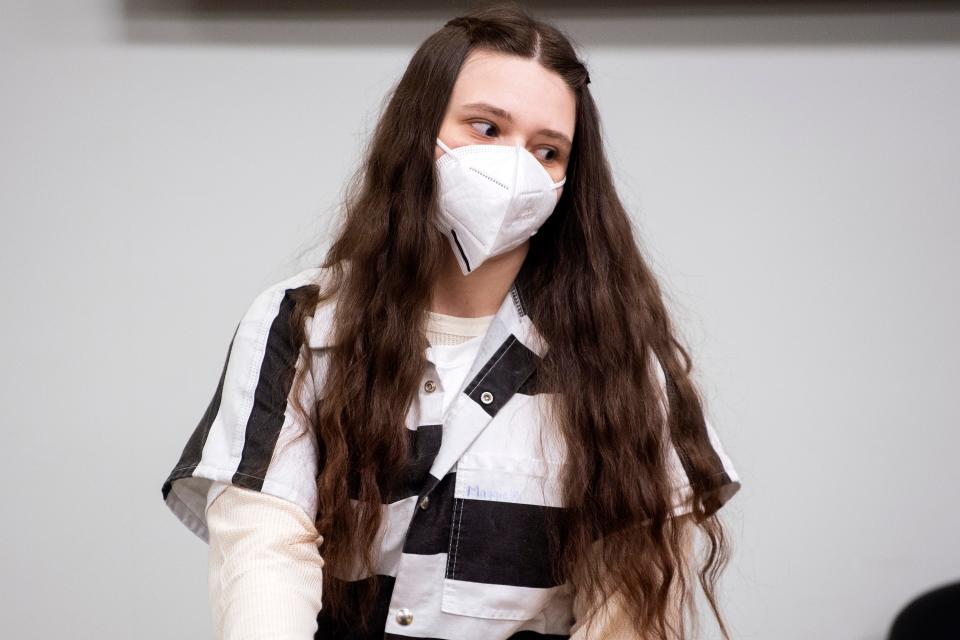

left=425, top=310, right=494, bottom=417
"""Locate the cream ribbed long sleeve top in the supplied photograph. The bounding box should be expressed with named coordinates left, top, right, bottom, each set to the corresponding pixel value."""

left=207, top=484, right=326, bottom=639
left=205, top=311, right=645, bottom=639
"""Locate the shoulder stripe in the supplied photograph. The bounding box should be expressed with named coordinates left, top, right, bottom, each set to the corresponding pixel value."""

left=232, top=285, right=311, bottom=491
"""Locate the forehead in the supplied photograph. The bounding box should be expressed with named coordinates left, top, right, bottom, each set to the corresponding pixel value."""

left=448, top=48, right=576, bottom=140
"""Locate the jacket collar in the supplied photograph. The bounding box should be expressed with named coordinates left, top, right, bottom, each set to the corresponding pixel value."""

left=420, top=277, right=547, bottom=491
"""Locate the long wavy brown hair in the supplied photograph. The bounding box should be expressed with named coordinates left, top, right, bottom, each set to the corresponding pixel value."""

left=284, top=3, right=736, bottom=638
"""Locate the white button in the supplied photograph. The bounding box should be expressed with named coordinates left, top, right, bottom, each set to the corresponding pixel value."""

left=480, top=391, right=493, bottom=405
left=418, top=495, right=430, bottom=510
left=423, top=380, right=437, bottom=393
left=396, top=607, right=413, bottom=625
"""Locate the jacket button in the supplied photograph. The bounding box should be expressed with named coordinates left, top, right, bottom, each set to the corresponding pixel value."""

left=396, top=607, right=414, bottom=625
left=480, top=390, right=493, bottom=405
left=418, top=495, right=430, bottom=510
left=423, top=380, right=437, bottom=393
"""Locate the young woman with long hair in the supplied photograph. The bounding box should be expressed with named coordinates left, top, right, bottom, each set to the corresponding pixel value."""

left=161, top=4, right=742, bottom=639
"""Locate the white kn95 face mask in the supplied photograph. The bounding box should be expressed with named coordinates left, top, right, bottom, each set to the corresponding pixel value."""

left=433, top=136, right=566, bottom=275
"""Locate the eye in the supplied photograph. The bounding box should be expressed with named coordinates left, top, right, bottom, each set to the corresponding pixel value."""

left=469, top=120, right=498, bottom=138
left=534, top=147, right=559, bottom=164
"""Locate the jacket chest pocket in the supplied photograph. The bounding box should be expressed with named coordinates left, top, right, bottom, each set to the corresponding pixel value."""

left=440, top=452, right=568, bottom=621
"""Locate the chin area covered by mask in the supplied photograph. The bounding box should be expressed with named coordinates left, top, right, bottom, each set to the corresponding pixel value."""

left=433, top=136, right=566, bottom=275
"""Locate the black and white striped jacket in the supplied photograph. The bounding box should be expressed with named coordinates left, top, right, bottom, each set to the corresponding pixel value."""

left=161, top=267, right=741, bottom=639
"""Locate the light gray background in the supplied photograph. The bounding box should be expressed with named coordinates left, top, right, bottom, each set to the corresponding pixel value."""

left=2, top=1, right=958, bottom=638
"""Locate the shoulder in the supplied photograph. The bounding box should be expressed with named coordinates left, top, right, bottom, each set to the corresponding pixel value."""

left=243, top=266, right=328, bottom=316
left=240, top=266, right=339, bottom=351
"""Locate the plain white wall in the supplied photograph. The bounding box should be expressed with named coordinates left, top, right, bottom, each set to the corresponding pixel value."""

left=2, top=2, right=958, bottom=638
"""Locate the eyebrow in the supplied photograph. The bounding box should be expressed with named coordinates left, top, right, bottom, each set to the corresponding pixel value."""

left=461, top=101, right=573, bottom=151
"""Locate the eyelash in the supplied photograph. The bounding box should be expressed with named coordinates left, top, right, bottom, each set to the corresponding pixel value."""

left=469, top=120, right=560, bottom=164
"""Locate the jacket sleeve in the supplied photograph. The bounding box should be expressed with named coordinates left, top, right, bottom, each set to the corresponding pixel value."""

left=649, top=352, right=742, bottom=519
left=207, top=482, right=325, bottom=639
left=160, top=268, right=326, bottom=542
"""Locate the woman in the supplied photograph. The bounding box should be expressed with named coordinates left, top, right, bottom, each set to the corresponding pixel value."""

left=161, top=4, right=742, bottom=639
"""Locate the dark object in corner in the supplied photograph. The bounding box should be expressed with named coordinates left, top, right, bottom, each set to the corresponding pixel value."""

left=888, top=581, right=960, bottom=640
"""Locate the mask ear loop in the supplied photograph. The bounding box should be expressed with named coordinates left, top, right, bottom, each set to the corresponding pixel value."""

left=436, top=137, right=456, bottom=157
